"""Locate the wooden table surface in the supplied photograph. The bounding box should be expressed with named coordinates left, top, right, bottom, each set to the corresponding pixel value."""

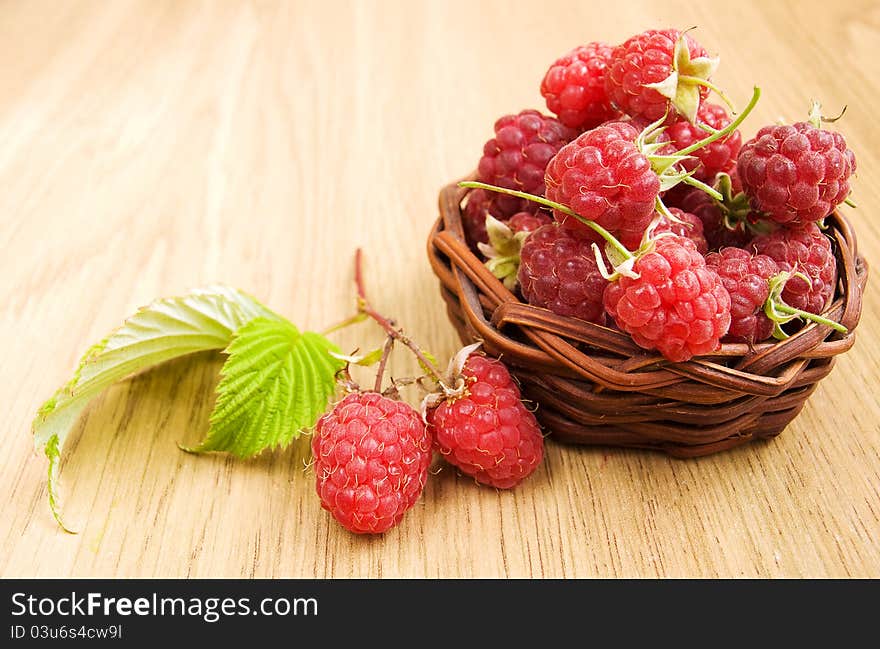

left=2, top=0, right=878, bottom=579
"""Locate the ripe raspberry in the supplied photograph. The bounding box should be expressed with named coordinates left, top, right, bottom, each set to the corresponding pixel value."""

left=517, top=223, right=606, bottom=323
left=426, top=354, right=544, bottom=489
left=541, top=42, right=618, bottom=130
left=544, top=121, right=660, bottom=249
left=750, top=222, right=837, bottom=314
left=666, top=102, right=742, bottom=181
left=478, top=109, right=576, bottom=209
left=737, top=122, right=856, bottom=224
left=605, top=29, right=712, bottom=123
left=603, top=235, right=731, bottom=361
left=705, top=247, right=780, bottom=342
left=663, top=183, right=751, bottom=250
left=654, top=207, right=708, bottom=254
left=508, top=211, right=552, bottom=233
left=312, top=392, right=432, bottom=534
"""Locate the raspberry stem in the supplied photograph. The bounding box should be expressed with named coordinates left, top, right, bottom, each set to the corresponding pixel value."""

left=354, top=249, right=446, bottom=384
left=674, top=86, right=761, bottom=157
left=764, top=270, right=847, bottom=339
left=457, top=181, right=634, bottom=261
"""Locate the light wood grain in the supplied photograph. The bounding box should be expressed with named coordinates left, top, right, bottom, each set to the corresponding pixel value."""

left=1, top=0, right=879, bottom=578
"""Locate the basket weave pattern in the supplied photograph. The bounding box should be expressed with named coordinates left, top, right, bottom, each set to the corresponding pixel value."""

left=427, top=180, right=868, bottom=457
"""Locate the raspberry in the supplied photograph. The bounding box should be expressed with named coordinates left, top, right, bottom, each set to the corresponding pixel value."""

left=311, top=392, right=432, bottom=534
left=654, top=207, right=708, bottom=254
left=508, top=211, right=552, bottom=233
left=426, top=353, right=544, bottom=489
left=541, top=42, right=618, bottom=130
left=603, top=235, right=732, bottom=361
left=666, top=102, right=742, bottom=181
left=544, top=121, right=660, bottom=249
left=750, top=222, right=837, bottom=314
left=605, top=29, right=712, bottom=123
left=705, top=247, right=780, bottom=342
left=478, top=109, right=576, bottom=210
left=517, top=223, right=606, bottom=323
left=737, top=122, right=856, bottom=224
left=663, top=183, right=751, bottom=250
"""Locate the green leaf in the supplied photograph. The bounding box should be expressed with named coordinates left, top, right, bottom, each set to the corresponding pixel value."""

left=32, top=285, right=284, bottom=530
left=185, top=318, right=344, bottom=458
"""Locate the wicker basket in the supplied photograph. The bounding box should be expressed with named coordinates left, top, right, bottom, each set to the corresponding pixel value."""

left=427, top=179, right=869, bottom=457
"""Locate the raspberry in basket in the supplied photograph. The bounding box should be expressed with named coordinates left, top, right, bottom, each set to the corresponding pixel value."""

left=705, top=247, right=779, bottom=343
left=540, top=42, right=618, bottom=130
left=666, top=102, right=741, bottom=181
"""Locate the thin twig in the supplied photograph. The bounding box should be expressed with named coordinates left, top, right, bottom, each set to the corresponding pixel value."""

left=373, top=336, right=395, bottom=392
left=354, top=249, right=445, bottom=383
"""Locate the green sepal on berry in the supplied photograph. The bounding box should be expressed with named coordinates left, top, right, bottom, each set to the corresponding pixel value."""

left=644, top=31, right=723, bottom=124
left=763, top=270, right=848, bottom=340
left=478, top=215, right=531, bottom=290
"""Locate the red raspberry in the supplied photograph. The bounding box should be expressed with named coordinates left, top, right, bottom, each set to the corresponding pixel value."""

left=654, top=207, right=708, bottom=254
left=517, top=223, right=606, bottom=323
left=605, top=29, right=711, bottom=123
left=705, top=247, right=780, bottom=343
left=663, top=183, right=751, bottom=250
left=603, top=235, right=732, bottom=362
left=426, top=354, right=544, bottom=489
left=478, top=109, right=576, bottom=209
left=544, top=121, right=660, bottom=249
left=750, top=222, right=837, bottom=314
left=737, top=122, right=856, bottom=224
left=541, top=42, right=618, bottom=130
left=508, top=211, right=552, bottom=233
left=666, top=102, right=742, bottom=181
left=311, top=392, right=432, bottom=534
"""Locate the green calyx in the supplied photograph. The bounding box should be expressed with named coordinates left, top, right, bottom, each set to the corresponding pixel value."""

left=636, top=87, right=762, bottom=200
left=478, top=214, right=532, bottom=290
left=764, top=270, right=848, bottom=340
left=643, top=30, right=727, bottom=124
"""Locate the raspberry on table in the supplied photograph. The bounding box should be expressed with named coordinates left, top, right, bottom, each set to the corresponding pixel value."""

left=654, top=207, right=708, bottom=254
left=666, top=102, right=742, bottom=181
left=705, top=247, right=780, bottom=343
left=311, top=392, right=432, bottom=534
left=604, top=28, right=712, bottom=123
left=750, top=222, right=837, bottom=314
left=544, top=121, right=660, bottom=249
left=737, top=121, right=856, bottom=224
left=517, top=223, right=606, bottom=324
left=541, top=42, right=618, bottom=130
left=426, top=353, right=544, bottom=489
left=603, top=234, right=732, bottom=362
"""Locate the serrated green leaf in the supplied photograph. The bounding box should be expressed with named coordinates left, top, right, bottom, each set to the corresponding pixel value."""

left=185, top=319, right=344, bottom=458
left=32, top=285, right=282, bottom=529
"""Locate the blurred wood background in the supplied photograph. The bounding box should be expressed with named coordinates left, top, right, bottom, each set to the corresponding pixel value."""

left=1, top=0, right=878, bottom=578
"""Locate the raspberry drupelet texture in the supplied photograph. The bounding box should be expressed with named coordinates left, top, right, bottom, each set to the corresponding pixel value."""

left=508, top=210, right=552, bottom=233
left=461, top=191, right=551, bottom=250
left=737, top=122, right=856, bottom=224
left=426, top=354, right=544, bottom=489
left=517, top=223, right=606, bottom=323
left=544, top=121, right=660, bottom=249
left=666, top=102, right=742, bottom=181
left=663, top=183, right=751, bottom=250
left=311, top=392, right=432, bottom=534
left=541, top=42, right=618, bottom=130
left=603, top=235, right=732, bottom=362
left=705, top=247, right=780, bottom=343
left=478, top=109, right=576, bottom=210
left=751, top=222, right=837, bottom=314
left=604, top=29, right=711, bottom=123
left=653, top=207, right=708, bottom=254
